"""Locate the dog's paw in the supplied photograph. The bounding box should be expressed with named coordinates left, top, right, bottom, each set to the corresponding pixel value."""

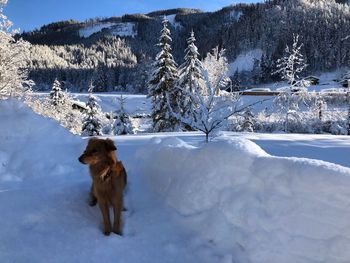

left=112, top=226, right=122, bottom=236
left=113, top=229, right=122, bottom=236
left=89, top=199, right=97, bottom=207
left=103, top=230, right=111, bottom=236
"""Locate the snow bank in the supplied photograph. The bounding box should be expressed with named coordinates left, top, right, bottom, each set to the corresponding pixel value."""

left=0, top=99, right=210, bottom=263
left=229, top=49, right=263, bottom=75
left=0, top=99, right=84, bottom=182
left=136, top=137, right=350, bottom=262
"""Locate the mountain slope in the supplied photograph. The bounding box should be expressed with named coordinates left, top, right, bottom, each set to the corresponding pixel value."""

left=20, top=1, right=350, bottom=91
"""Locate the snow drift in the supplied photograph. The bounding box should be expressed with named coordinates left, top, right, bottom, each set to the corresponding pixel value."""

left=136, top=137, right=350, bottom=263
left=0, top=99, right=84, bottom=182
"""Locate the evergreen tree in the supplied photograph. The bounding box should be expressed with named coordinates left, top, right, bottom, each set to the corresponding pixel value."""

left=259, top=54, right=270, bottom=83
left=232, top=70, right=241, bottom=91
left=49, top=78, right=65, bottom=106
left=177, top=30, right=203, bottom=125
left=242, top=107, right=255, bottom=132
left=147, top=17, right=180, bottom=132
left=110, top=95, right=133, bottom=135
left=92, top=64, right=109, bottom=92
left=82, top=86, right=103, bottom=136
left=251, top=58, right=261, bottom=85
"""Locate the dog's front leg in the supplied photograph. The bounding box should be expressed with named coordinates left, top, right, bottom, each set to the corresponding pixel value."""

left=89, top=183, right=97, bottom=206
left=98, top=201, right=112, bottom=235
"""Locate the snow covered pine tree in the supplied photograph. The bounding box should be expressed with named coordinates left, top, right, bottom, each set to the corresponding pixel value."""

left=49, top=78, right=65, bottom=106
left=242, top=108, right=255, bottom=132
left=147, top=17, right=180, bottom=132
left=105, top=95, right=133, bottom=135
left=177, top=30, right=204, bottom=128
left=82, top=88, right=103, bottom=136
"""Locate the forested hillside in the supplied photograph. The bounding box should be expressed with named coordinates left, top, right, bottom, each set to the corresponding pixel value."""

left=19, top=0, right=350, bottom=92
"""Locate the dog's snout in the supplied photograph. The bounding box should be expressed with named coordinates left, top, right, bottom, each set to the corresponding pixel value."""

left=78, top=155, right=84, bottom=164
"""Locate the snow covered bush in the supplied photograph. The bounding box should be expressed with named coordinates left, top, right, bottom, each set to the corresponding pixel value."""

left=329, top=120, right=348, bottom=135
left=0, top=0, right=33, bottom=99
left=202, top=47, right=231, bottom=95
left=25, top=91, right=84, bottom=135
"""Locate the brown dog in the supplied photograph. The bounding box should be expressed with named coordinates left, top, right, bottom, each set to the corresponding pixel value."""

left=79, top=138, right=127, bottom=236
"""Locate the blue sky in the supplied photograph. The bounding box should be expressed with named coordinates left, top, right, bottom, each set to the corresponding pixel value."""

left=5, top=0, right=261, bottom=32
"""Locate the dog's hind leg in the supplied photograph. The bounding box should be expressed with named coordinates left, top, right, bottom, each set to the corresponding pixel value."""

left=98, top=200, right=112, bottom=236
left=112, top=193, right=123, bottom=236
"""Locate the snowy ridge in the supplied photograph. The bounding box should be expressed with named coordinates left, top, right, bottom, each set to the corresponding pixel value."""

left=166, top=14, right=183, bottom=29
left=79, top=22, right=137, bottom=38
left=136, top=137, right=350, bottom=263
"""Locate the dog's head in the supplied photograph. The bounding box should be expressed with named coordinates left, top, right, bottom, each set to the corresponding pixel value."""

left=78, top=138, right=117, bottom=165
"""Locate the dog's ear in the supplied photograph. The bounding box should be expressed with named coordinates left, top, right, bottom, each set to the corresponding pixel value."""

left=105, top=139, right=117, bottom=151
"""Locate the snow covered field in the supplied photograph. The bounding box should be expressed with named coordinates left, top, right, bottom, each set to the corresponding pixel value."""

left=2, top=99, right=350, bottom=262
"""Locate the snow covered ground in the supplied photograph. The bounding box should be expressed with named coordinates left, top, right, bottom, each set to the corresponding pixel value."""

left=2, top=99, right=350, bottom=262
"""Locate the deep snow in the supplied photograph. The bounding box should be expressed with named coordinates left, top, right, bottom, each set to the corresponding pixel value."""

left=137, top=136, right=350, bottom=262
left=2, top=99, right=350, bottom=262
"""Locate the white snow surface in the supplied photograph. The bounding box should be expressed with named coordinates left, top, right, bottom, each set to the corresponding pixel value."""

left=229, top=49, right=263, bottom=75
left=2, top=99, right=350, bottom=262
left=137, top=136, right=350, bottom=263
left=79, top=22, right=116, bottom=38
left=79, top=22, right=136, bottom=38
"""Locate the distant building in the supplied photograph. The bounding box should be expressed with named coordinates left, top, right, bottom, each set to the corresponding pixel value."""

left=302, top=76, right=320, bottom=86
